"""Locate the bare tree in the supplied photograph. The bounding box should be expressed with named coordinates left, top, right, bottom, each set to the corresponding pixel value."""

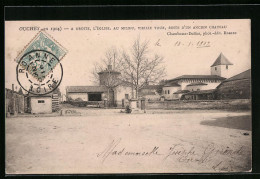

left=91, top=37, right=166, bottom=100
left=121, top=37, right=166, bottom=98
left=91, top=47, right=123, bottom=84
left=91, top=48, right=123, bottom=105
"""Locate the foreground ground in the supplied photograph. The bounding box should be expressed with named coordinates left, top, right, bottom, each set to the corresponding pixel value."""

left=6, top=109, right=251, bottom=174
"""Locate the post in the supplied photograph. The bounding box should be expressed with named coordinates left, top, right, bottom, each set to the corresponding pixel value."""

left=104, top=98, right=108, bottom=108
left=11, top=84, right=17, bottom=115
left=141, top=98, right=146, bottom=113
left=129, top=99, right=138, bottom=110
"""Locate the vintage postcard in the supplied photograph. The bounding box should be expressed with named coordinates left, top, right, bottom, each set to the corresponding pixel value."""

left=5, top=19, right=251, bottom=174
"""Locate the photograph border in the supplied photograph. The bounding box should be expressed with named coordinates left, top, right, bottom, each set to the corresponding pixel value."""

left=2, top=2, right=260, bottom=178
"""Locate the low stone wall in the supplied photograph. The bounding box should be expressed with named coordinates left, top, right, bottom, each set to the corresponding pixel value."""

left=146, top=99, right=251, bottom=110
left=68, top=101, right=104, bottom=108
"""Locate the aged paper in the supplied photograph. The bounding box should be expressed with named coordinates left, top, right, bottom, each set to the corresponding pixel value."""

left=5, top=19, right=251, bottom=174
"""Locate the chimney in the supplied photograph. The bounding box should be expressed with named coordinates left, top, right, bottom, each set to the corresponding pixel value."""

left=108, top=65, right=112, bottom=70
left=12, top=84, right=14, bottom=92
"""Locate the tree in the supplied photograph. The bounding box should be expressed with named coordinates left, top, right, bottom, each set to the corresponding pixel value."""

left=121, top=37, right=166, bottom=98
left=91, top=37, right=166, bottom=100
left=156, top=79, right=167, bottom=94
left=91, top=48, right=123, bottom=106
left=91, top=47, right=122, bottom=85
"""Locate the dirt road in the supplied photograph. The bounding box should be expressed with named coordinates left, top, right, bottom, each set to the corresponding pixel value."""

left=6, top=109, right=251, bottom=174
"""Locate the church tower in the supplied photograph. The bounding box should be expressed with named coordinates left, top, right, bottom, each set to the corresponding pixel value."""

left=211, top=53, right=233, bottom=78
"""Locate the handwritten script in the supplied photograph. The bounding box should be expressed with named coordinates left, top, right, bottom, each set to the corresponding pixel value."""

left=97, top=138, right=246, bottom=172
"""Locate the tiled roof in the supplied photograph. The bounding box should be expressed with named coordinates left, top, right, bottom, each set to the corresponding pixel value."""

left=224, top=69, right=251, bottom=82
left=211, top=53, right=233, bottom=67
left=164, top=81, right=181, bottom=87
left=173, top=90, right=190, bottom=94
left=187, top=82, right=208, bottom=86
left=184, top=89, right=216, bottom=95
left=168, top=75, right=226, bottom=81
left=67, top=86, right=108, bottom=93
left=141, top=85, right=162, bottom=90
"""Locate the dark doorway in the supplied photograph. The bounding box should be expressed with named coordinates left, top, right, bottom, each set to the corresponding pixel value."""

left=88, top=93, right=102, bottom=101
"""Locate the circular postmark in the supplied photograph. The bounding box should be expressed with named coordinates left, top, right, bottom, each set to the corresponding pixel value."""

left=16, top=50, right=63, bottom=95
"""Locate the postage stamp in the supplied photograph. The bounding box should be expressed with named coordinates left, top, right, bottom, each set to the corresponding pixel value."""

left=16, top=31, right=67, bottom=81
left=16, top=31, right=67, bottom=95
left=17, top=50, right=63, bottom=95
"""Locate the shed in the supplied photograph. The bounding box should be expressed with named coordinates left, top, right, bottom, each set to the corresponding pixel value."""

left=66, top=86, right=108, bottom=101
left=29, top=94, right=53, bottom=114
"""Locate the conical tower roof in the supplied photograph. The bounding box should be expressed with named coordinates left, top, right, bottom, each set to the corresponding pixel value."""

left=211, top=53, right=233, bottom=67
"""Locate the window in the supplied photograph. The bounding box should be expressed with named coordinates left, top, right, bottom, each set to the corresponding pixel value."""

left=215, top=67, right=217, bottom=71
left=226, top=65, right=228, bottom=69
left=125, top=94, right=129, bottom=99
left=197, top=89, right=200, bottom=91
left=38, top=100, right=45, bottom=103
left=168, top=90, right=170, bottom=94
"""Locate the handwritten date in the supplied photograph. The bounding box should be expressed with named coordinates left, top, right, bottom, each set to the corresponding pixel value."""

left=175, top=41, right=211, bottom=48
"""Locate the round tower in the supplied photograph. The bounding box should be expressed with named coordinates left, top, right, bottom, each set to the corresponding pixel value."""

left=98, top=65, right=121, bottom=86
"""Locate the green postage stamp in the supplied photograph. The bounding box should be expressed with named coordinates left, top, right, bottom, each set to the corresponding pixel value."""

left=16, top=31, right=67, bottom=95
left=16, top=31, right=67, bottom=82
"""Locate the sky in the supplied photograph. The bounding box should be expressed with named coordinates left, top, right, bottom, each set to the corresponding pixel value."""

left=5, top=19, right=251, bottom=95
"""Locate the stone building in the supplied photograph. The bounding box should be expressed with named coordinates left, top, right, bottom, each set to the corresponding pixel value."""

left=23, top=92, right=61, bottom=114
left=66, top=65, right=132, bottom=107
left=28, top=94, right=53, bottom=114
left=162, top=53, right=231, bottom=100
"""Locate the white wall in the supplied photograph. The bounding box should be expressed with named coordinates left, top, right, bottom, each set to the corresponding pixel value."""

left=180, top=82, right=190, bottom=90
left=181, top=80, right=221, bottom=91
left=115, top=86, right=133, bottom=101
left=162, top=86, right=181, bottom=100
left=68, top=93, right=88, bottom=101
left=211, top=65, right=221, bottom=76
left=163, top=80, right=222, bottom=100
left=211, top=65, right=232, bottom=78
left=31, top=97, right=52, bottom=114
left=220, top=65, right=232, bottom=78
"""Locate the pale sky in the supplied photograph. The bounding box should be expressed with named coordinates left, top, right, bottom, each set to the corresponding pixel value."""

left=5, top=20, right=251, bottom=95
